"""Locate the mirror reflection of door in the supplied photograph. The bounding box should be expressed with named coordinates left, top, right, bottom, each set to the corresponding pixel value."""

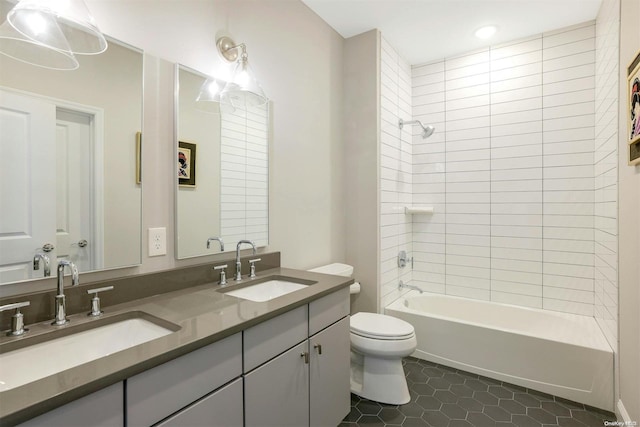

left=55, top=108, right=101, bottom=272
left=0, top=89, right=57, bottom=283
left=0, top=90, right=103, bottom=281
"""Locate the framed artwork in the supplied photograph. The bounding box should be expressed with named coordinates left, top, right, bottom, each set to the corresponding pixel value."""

left=628, top=49, right=640, bottom=165
left=178, top=141, right=197, bottom=186
left=135, top=132, right=142, bottom=184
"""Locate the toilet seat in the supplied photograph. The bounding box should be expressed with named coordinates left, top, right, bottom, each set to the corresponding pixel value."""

left=350, top=312, right=415, bottom=340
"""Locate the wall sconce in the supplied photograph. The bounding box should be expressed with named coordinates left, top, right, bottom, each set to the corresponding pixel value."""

left=216, top=35, right=268, bottom=110
left=0, top=0, right=107, bottom=69
left=0, top=19, right=79, bottom=69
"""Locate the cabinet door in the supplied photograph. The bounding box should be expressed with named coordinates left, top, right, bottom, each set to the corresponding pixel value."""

left=156, top=378, right=243, bottom=427
left=19, top=382, right=123, bottom=427
left=244, top=341, right=309, bottom=427
left=309, top=316, right=350, bottom=427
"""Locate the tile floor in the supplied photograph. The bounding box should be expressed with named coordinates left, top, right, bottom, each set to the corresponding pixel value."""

left=340, top=357, right=617, bottom=427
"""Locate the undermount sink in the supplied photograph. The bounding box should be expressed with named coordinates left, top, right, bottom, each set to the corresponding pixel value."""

left=224, top=278, right=316, bottom=302
left=0, top=312, right=179, bottom=392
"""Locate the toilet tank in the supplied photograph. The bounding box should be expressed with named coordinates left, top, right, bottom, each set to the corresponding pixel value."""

left=308, top=263, right=354, bottom=277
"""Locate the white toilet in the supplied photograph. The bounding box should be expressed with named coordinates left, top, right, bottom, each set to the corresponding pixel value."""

left=308, top=263, right=417, bottom=405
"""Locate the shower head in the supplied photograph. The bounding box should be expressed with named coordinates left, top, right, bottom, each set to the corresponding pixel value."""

left=398, top=118, right=435, bottom=139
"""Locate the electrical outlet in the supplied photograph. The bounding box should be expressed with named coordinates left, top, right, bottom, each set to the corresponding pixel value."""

left=148, top=227, right=166, bottom=256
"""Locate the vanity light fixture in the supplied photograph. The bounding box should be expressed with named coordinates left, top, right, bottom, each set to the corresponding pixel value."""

left=216, top=35, right=267, bottom=109
left=474, top=25, right=497, bottom=39
left=7, top=0, right=108, bottom=55
left=0, top=19, right=79, bottom=70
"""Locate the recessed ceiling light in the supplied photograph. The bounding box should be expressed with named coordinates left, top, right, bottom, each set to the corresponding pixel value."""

left=475, top=25, right=497, bottom=39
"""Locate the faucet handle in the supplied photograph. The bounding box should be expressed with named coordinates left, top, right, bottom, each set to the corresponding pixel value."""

left=213, top=264, right=228, bottom=286
left=0, top=301, right=30, bottom=336
left=248, top=258, right=261, bottom=278
left=86, top=286, right=114, bottom=317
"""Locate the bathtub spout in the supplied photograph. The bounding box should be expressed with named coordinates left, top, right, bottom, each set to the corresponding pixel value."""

left=398, top=280, right=423, bottom=294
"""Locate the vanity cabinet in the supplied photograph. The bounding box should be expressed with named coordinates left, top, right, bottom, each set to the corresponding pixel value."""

left=126, top=333, right=242, bottom=427
left=243, top=287, right=350, bottom=427
left=18, top=382, right=123, bottom=427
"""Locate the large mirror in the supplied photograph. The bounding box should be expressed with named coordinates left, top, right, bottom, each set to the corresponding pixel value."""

left=0, top=37, right=143, bottom=285
left=175, top=64, right=269, bottom=259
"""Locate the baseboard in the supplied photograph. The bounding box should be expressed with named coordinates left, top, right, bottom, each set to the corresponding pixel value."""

left=616, top=399, right=633, bottom=424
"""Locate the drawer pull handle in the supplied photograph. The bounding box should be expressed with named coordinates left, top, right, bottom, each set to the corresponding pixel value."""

left=314, top=344, right=322, bottom=355
left=301, top=352, right=309, bottom=364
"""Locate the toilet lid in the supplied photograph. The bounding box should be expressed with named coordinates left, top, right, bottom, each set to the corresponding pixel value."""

left=350, top=312, right=415, bottom=339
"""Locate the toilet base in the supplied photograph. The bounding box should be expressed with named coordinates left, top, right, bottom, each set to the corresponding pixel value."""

left=350, top=351, right=411, bottom=405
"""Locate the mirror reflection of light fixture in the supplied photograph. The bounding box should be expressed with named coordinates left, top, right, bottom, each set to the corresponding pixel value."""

left=7, top=0, right=108, bottom=55
left=216, top=35, right=267, bottom=110
left=195, top=76, right=236, bottom=114
left=0, top=19, right=79, bottom=70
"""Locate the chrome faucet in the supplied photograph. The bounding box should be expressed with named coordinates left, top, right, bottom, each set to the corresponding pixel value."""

left=52, top=260, right=79, bottom=326
left=33, top=252, right=51, bottom=277
left=235, top=240, right=256, bottom=281
left=398, top=280, right=423, bottom=294
left=206, top=237, right=224, bottom=251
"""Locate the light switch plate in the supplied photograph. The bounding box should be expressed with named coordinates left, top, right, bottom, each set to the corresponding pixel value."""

left=148, top=227, right=166, bottom=256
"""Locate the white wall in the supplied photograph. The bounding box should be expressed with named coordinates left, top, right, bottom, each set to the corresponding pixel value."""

left=379, top=37, right=413, bottom=309
left=410, top=22, right=600, bottom=316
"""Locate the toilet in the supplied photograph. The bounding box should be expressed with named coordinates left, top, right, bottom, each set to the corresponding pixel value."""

left=308, top=263, right=417, bottom=405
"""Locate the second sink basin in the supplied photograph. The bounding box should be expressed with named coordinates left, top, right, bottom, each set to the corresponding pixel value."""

left=224, top=278, right=315, bottom=302
left=0, top=312, right=179, bottom=392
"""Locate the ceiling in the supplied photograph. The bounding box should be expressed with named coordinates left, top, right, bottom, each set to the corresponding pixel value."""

left=301, top=0, right=603, bottom=65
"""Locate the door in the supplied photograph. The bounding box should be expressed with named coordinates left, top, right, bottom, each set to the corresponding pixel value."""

left=55, top=108, right=95, bottom=271
left=310, top=316, right=351, bottom=427
left=0, top=89, right=56, bottom=282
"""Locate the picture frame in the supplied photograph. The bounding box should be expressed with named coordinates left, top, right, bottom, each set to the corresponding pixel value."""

left=178, top=141, right=197, bottom=187
left=135, top=132, right=142, bottom=184
left=627, top=49, right=640, bottom=166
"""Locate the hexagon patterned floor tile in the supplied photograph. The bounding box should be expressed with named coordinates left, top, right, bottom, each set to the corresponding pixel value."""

left=340, top=357, right=616, bottom=427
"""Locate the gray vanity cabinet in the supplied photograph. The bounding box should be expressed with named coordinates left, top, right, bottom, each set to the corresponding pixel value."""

left=18, top=382, right=123, bottom=427
left=243, top=287, right=350, bottom=427
left=309, top=316, right=351, bottom=427
left=126, top=333, right=242, bottom=427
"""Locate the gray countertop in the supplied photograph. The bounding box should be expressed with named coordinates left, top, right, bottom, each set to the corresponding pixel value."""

left=0, top=267, right=352, bottom=426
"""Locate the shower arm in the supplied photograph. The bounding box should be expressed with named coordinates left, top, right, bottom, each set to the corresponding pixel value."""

left=398, top=118, right=426, bottom=132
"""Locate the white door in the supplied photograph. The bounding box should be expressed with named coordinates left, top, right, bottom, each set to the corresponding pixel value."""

left=56, top=109, right=94, bottom=271
left=0, top=89, right=57, bottom=282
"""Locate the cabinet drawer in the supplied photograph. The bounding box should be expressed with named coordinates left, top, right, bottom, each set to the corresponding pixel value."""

left=309, top=287, right=349, bottom=335
left=155, top=378, right=243, bottom=427
left=127, top=333, right=242, bottom=427
left=19, top=382, right=123, bottom=427
left=244, top=305, right=308, bottom=372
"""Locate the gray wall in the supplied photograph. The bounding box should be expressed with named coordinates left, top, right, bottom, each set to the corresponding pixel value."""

left=618, top=0, right=640, bottom=420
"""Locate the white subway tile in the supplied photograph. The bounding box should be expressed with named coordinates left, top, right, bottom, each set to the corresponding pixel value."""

left=491, top=62, right=542, bottom=82
left=491, top=86, right=542, bottom=104
left=543, top=76, right=595, bottom=96
left=492, top=247, right=543, bottom=261
left=491, top=291, right=543, bottom=308
left=491, top=74, right=542, bottom=93
left=446, top=50, right=490, bottom=70
left=491, top=37, right=542, bottom=60
left=491, top=258, right=542, bottom=274
left=491, top=51, right=542, bottom=72
left=447, top=254, right=490, bottom=268
left=492, top=191, right=543, bottom=203
left=543, top=298, right=594, bottom=316
left=491, top=98, right=542, bottom=115
left=446, top=285, right=490, bottom=300
left=543, top=38, right=595, bottom=61
left=491, top=168, right=542, bottom=181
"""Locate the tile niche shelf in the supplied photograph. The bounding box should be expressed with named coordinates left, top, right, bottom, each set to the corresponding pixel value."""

left=404, top=207, right=434, bottom=215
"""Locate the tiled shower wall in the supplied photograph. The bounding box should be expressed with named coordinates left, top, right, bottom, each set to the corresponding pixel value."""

left=411, top=22, right=601, bottom=316
left=379, top=37, right=413, bottom=309
left=594, top=0, right=619, bottom=349
left=220, top=106, right=269, bottom=247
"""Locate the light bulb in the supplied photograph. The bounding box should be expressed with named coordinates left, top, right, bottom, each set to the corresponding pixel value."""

left=24, top=11, right=48, bottom=36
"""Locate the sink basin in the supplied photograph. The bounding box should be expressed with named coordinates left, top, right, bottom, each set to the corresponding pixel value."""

left=224, top=279, right=313, bottom=302
left=0, top=313, right=178, bottom=392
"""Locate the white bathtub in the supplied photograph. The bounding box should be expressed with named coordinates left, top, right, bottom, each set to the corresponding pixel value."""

left=385, top=293, right=614, bottom=411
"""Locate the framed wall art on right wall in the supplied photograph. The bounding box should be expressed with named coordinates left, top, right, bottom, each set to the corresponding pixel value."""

left=628, top=49, right=640, bottom=165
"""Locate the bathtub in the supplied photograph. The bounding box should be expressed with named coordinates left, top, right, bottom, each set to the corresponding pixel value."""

left=385, top=293, right=614, bottom=411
